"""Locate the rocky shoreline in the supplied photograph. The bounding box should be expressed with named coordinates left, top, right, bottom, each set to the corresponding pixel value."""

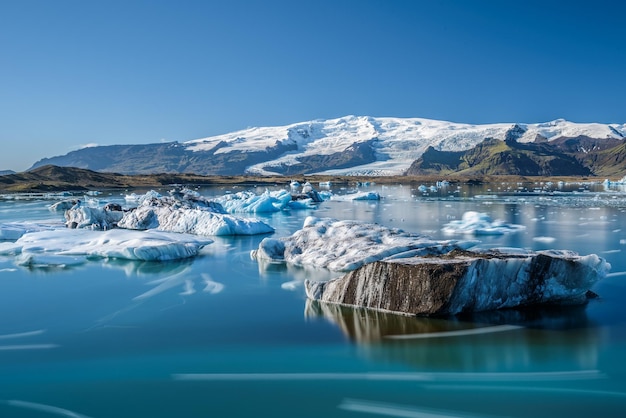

left=0, top=164, right=608, bottom=193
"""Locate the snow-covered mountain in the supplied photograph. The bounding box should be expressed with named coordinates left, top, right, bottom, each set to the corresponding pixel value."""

left=30, top=116, right=626, bottom=176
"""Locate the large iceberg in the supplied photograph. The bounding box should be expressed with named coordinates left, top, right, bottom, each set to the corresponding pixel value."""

left=0, top=228, right=213, bottom=264
left=250, top=216, right=474, bottom=271
left=305, top=249, right=609, bottom=316
left=62, top=190, right=275, bottom=236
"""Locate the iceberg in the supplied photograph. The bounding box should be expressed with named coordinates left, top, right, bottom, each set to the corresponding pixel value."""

left=0, top=228, right=213, bottom=263
left=305, top=249, right=610, bottom=316
left=442, top=211, right=526, bottom=235
left=330, top=191, right=381, bottom=201
left=64, top=204, right=124, bottom=230
left=213, top=189, right=293, bottom=213
left=250, top=216, right=473, bottom=271
left=116, top=191, right=274, bottom=236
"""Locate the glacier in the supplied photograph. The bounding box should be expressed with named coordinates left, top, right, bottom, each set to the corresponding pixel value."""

left=184, top=115, right=626, bottom=176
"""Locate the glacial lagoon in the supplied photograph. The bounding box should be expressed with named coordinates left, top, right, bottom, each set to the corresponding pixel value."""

left=1, top=181, right=625, bottom=417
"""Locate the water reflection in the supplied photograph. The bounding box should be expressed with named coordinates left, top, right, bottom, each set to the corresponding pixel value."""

left=306, top=300, right=602, bottom=372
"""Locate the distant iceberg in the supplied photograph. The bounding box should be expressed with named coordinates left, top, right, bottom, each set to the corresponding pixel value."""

left=330, top=191, right=380, bottom=201
left=442, top=211, right=526, bottom=235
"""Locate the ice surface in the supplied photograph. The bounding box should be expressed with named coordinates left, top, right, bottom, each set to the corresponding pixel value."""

left=250, top=216, right=473, bottom=271
left=0, top=229, right=213, bottom=263
left=442, top=211, right=526, bottom=235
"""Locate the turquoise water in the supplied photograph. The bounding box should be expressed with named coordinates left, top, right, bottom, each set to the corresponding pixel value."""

left=0, top=183, right=625, bottom=417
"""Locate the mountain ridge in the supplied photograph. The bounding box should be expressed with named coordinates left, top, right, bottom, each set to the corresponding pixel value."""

left=29, top=115, right=626, bottom=177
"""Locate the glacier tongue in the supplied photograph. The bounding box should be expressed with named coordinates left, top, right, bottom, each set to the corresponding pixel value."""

left=304, top=249, right=610, bottom=316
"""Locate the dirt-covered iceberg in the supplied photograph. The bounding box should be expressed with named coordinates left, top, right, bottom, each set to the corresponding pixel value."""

left=305, top=249, right=609, bottom=316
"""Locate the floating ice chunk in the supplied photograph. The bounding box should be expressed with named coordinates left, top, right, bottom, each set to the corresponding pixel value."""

left=3, top=229, right=213, bottom=262
left=214, top=190, right=292, bottom=213
left=281, top=280, right=301, bottom=290
left=117, top=193, right=274, bottom=236
left=125, top=190, right=162, bottom=204
left=251, top=216, right=472, bottom=272
left=442, top=211, right=526, bottom=235
left=533, top=236, right=557, bottom=244
left=306, top=249, right=610, bottom=316
left=330, top=191, right=381, bottom=201
left=48, top=199, right=80, bottom=212
left=64, top=205, right=124, bottom=230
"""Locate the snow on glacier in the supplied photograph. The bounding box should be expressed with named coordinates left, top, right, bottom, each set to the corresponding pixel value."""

left=181, top=115, right=626, bottom=176
left=250, top=216, right=475, bottom=272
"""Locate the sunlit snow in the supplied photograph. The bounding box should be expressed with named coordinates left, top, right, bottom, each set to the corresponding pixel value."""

left=182, top=115, right=626, bottom=176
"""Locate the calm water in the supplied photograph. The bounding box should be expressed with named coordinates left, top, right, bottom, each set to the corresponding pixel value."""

left=1, top=181, right=625, bottom=417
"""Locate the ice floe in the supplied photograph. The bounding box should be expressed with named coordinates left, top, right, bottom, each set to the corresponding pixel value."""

left=0, top=228, right=213, bottom=264
left=442, top=211, right=526, bottom=235
left=250, top=216, right=475, bottom=271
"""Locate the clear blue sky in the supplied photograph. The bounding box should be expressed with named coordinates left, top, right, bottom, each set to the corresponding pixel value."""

left=1, top=0, right=625, bottom=172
